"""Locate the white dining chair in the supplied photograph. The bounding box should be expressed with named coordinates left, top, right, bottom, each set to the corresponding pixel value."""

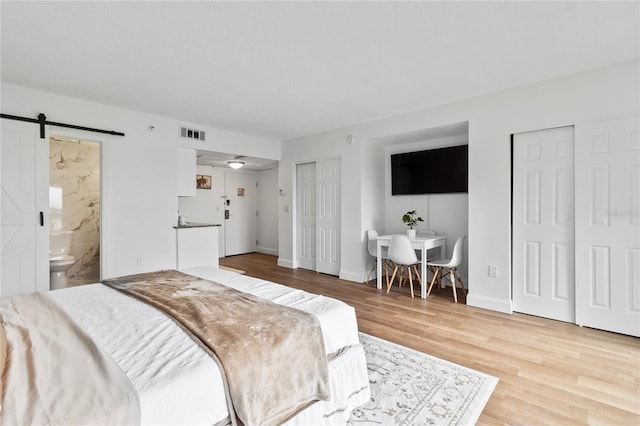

left=386, top=234, right=422, bottom=298
left=366, top=230, right=391, bottom=285
left=426, top=235, right=467, bottom=303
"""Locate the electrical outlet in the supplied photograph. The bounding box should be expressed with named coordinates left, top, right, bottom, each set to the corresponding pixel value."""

left=488, top=265, right=498, bottom=278
left=137, top=257, right=143, bottom=265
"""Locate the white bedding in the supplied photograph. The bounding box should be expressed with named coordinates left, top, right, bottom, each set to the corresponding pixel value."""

left=48, top=267, right=368, bottom=425
left=182, top=266, right=360, bottom=354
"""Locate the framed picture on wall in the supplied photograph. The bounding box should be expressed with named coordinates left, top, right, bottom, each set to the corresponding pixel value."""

left=196, top=175, right=212, bottom=189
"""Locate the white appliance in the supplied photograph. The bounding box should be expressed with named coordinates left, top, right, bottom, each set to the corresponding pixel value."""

left=50, top=230, right=76, bottom=289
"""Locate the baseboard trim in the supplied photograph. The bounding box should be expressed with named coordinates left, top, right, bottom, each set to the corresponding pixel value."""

left=257, top=246, right=278, bottom=256
left=339, top=270, right=363, bottom=283
left=277, top=258, right=294, bottom=269
left=466, top=294, right=513, bottom=314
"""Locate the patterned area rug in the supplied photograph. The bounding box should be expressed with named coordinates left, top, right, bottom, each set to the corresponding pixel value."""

left=349, top=333, right=498, bottom=425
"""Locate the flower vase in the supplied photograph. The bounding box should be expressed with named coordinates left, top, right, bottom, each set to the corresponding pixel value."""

left=407, top=229, right=416, bottom=238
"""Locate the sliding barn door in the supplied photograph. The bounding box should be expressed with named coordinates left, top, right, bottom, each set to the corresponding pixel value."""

left=575, top=116, right=640, bottom=337
left=1, top=119, right=50, bottom=296
left=513, top=126, right=575, bottom=322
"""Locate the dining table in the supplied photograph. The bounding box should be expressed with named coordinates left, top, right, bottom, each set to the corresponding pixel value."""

left=376, top=234, right=446, bottom=299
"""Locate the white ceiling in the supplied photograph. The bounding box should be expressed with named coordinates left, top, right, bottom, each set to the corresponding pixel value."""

left=196, top=151, right=278, bottom=171
left=1, top=1, right=638, bottom=142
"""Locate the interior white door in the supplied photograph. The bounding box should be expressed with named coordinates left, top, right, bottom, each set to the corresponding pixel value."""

left=1, top=119, right=49, bottom=296
left=575, top=116, right=640, bottom=337
left=224, top=172, right=257, bottom=256
left=296, top=163, right=316, bottom=271
left=315, top=158, right=340, bottom=276
left=513, top=126, right=575, bottom=322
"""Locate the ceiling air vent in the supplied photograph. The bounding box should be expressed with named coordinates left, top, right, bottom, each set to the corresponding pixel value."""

left=180, top=126, right=206, bottom=141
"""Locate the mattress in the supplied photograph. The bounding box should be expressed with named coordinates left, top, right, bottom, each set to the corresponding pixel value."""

left=48, top=267, right=369, bottom=425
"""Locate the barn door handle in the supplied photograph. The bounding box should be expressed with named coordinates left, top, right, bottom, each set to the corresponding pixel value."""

left=40, top=212, right=44, bottom=226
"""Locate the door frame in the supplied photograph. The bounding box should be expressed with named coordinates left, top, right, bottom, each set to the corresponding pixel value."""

left=49, top=129, right=105, bottom=281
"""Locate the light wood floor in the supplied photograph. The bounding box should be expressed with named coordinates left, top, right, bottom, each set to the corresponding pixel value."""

left=220, top=253, right=640, bottom=425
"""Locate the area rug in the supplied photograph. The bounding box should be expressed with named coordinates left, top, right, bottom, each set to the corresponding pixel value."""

left=349, top=333, right=498, bottom=425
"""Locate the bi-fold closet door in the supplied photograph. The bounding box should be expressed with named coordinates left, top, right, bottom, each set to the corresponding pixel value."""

left=512, top=117, right=639, bottom=337
left=296, top=159, right=341, bottom=276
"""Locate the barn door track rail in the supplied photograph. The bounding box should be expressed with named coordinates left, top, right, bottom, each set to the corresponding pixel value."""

left=1, top=112, right=125, bottom=139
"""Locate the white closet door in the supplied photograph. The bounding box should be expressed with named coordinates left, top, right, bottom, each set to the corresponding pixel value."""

left=1, top=119, right=49, bottom=296
left=575, top=116, right=640, bottom=337
left=315, top=158, right=340, bottom=276
left=513, top=126, right=575, bottom=322
left=297, top=163, right=316, bottom=270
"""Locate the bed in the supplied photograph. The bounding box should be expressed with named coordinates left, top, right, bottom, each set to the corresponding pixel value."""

left=0, top=267, right=370, bottom=425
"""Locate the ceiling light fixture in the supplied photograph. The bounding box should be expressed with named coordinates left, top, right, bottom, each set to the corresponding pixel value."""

left=227, top=160, right=245, bottom=169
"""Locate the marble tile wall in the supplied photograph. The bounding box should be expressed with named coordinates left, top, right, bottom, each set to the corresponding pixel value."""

left=49, top=139, right=100, bottom=283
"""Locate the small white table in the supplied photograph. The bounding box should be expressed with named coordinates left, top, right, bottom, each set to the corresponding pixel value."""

left=376, top=234, right=446, bottom=299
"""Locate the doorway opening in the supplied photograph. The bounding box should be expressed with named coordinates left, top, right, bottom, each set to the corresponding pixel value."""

left=49, top=136, right=101, bottom=286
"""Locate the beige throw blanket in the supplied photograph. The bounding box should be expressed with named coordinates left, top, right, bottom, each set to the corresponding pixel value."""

left=0, top=292, right=140, bottom=425
left=103, top=270, right=329, bottom=426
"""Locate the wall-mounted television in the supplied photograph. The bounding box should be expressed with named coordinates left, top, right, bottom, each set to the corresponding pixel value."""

left=391, top=145, right=468, bottom=195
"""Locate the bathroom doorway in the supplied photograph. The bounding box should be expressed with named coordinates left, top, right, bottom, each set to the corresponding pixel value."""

left=49, top=136, right=101, bottom=286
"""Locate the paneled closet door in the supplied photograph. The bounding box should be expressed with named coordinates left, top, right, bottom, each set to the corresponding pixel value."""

left=575, top=116, right=640, bottom=337
left=315, top=158, right=340, bottom=276
left=512, top=126, right=575, bottom=323
left=296, top=159, right=341, bottom=276
left=296, top=162, right=316, bottom=271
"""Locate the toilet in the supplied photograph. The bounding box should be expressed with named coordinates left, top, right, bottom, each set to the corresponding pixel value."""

left=50, top=230, right=76, bottom=290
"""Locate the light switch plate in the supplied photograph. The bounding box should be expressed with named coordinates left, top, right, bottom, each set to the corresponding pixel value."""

left=488, top=265, right=498, bottom=278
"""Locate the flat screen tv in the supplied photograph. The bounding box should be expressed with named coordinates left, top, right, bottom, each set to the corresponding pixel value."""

left=391, top=145, right=468, bottom=195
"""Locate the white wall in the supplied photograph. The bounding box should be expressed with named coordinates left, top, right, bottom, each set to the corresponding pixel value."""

left=178, top=164, right=227, bottom=255
left=278, top=133, right=362, bottom=278
left=360, top=142, right=386, bottom=278
left=279, top=59, right=640, bottom=313
left=178, top=165, right=279, bottom=257
left=384, top=134, right=469, bottom=282
left=1, top=83, right=280, bottom=279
